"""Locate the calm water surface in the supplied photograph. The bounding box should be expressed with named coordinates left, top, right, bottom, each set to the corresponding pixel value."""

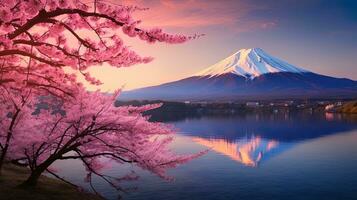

left=54, top=112, right=357, bottom=200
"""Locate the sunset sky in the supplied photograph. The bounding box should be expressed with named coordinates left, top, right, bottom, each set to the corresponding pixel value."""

left=86, top=0, right=357, bottom=92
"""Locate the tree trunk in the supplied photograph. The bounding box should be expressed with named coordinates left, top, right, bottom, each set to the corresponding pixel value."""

left=0, top=154, right=4, bottom=176
left=0, top=148, right=8, bottom=175
left=19, top=155, right=58, bottom=187
left=20, top=139, right=73, bottom=187
left=20, top=168, right=44, bottom=187
left=0, top=109, right=20, bottom=175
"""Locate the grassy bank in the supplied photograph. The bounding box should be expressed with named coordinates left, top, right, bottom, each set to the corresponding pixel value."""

left=337, top=101, right=357, bottom=114
left=0, top=164, right=100, bottom=200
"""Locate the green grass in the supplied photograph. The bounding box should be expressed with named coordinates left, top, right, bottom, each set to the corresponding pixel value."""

left=0, top=164, right=101, bottom=200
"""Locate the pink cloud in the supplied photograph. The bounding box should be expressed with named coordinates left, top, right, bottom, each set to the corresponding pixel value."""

left=117, top=0, right=277, bottom=32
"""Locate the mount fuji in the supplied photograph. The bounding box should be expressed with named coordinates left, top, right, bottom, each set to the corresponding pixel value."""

left=194, top=48, right=308, bottom=79
left=121, top=48, right=357, bottom=101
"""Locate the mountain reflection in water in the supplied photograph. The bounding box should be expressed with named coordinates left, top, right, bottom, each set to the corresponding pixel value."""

left=172, top=112, right=357, bottom=141
left=193, top=137, right=279, bottom=167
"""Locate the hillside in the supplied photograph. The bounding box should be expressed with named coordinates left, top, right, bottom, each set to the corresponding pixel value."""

left=337, top=101, right=357, bottom=114
left=0, top=164, right=100, bottom=200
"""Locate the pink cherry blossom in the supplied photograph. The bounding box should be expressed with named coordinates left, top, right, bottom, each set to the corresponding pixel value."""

left=0, top=1, right=203, bottom=197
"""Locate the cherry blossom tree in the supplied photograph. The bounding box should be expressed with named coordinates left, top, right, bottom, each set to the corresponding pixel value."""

left=10, top=89, right=203, bottom=197
left=0, top=0, right=198, bottom=91
left=0, top=86, right=37, bottom=174
left=0, top=0, right=201, bottom=175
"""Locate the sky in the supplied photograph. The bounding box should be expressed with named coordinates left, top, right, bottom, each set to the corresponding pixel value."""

left=86, top=0, right=357, bottom=92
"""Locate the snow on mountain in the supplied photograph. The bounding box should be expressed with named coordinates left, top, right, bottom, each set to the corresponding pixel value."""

left=195, top=48, right=308, bottom=79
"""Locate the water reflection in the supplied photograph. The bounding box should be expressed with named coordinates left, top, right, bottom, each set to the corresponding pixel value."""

left=52, top=112, right=357, bottom=200
left=173, top=113, right=357, bottom=141
left=193, top=136, right=279, bottom=167
left=173, top=112, right=357, bottom=168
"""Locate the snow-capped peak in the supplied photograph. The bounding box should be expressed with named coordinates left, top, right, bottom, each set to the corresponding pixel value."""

left=195, top=48, right=308, bottom=79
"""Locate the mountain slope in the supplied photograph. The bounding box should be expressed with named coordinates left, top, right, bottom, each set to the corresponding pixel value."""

left=121, top=48, right=357, bottom=101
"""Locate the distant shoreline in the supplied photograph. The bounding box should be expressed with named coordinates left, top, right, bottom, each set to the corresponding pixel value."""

left=116, top=99, right=357, bottom=122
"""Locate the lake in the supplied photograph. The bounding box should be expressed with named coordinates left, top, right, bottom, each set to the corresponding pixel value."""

left=53, top=112, right=357, bottom=200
